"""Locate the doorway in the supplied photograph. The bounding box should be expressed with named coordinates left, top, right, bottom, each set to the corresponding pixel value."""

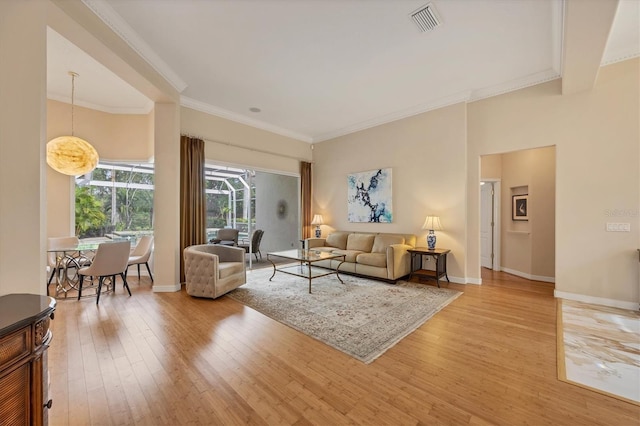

left=479, top=146, right=556, bottom=283
left=480, top=180, right=500, bottom=271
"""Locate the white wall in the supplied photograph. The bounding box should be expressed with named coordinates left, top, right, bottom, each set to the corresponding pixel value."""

left=313, top=103, right=469, bottom=282
left=497, top=146, right=556, bottom=281
left=467, top=59, right=639, bottom=306
left=0, top=0, right=47, bottom=296
left=314, top=59, right=638, bottom=306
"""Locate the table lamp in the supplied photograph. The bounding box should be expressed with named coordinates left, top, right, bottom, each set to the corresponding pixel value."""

left=311, top=214, right=324, bottom=238
left=422, top=216, right=442, bottom=250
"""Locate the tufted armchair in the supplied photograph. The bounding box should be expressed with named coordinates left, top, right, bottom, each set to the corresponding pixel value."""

left=183, top=244, right=246, bottom=299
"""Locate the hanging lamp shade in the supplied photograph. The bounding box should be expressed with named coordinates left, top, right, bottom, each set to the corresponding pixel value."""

left=46, top=71, right=99, bottom=176
left=46, top=136, right=99, bottom=176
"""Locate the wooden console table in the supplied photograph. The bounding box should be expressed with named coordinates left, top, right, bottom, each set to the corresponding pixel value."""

left=0, top=294, right=56, bottom=426
left=408, top=247, right=451, bottom=287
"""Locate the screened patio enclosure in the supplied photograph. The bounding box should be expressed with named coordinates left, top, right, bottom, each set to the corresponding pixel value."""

left=205, top=164, right=301, bottom=262
left=205, top=165, right=255, bottom=242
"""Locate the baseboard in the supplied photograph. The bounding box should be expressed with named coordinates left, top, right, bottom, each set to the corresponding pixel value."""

left=555, top=290, right=640, bottom=311
left=501, top=267, right=555, bottom=283
left=465, top=277, right=482, bottom=285
left=443, top=276, right=481, bottom=285
left=152, top=284, right=181, bottom=292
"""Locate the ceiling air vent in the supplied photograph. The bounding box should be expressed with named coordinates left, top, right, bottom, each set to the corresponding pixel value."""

left=411, top=3, right=442, bottom=32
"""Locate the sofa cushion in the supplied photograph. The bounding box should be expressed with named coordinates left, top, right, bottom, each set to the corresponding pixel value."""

left=325, top=232, right=349, bottom=250
left=356, top=252, right=387, bottom=268
left=346, top=233, right=375, bottom=252
left=218, top=262, right=244, bottom=279
left=331, top=249, right=364, bottom=263
left=371, top=234, right=405, bottom=253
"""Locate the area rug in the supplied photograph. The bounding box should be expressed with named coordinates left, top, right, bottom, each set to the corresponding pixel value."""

left=557, top=299, right=640, bottom=406
left=226, top=266, right=461, bottom=363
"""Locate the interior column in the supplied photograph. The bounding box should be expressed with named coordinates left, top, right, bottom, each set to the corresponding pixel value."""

left=152, top=102, right=181, bottom=291
left=0, top=0, right=47, bottom=295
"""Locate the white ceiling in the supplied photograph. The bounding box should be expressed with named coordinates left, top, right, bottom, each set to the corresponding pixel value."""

left=47, top=0, right=639, bottom=143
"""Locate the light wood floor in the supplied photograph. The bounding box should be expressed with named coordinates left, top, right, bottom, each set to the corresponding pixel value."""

left=47, top=269, right=640, bottom=425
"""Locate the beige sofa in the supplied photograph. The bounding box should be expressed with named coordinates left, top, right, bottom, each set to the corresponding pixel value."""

left=305, top=231, right=416, bottom=282
left=183, top=244, right=246, bottom=298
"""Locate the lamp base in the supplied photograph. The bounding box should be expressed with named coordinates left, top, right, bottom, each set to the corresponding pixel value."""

left=427, top=230, right=436, bottom=250
left=315, top=227, right=321, bottom=238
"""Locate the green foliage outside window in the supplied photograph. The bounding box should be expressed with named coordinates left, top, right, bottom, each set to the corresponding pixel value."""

left=75, top=163, right=155, bottom=237
left=75, top=186, right=107, bottom=237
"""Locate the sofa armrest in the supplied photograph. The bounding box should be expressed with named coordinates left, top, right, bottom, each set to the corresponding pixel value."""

left=305, top=238, right=326, bottom=249
left=386, top=244, right=413, bottom=280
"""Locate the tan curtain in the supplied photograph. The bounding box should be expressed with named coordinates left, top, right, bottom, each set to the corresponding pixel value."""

left=300, top=161, right=312, bottom=240
left=180, top=135, right=206, bottom=282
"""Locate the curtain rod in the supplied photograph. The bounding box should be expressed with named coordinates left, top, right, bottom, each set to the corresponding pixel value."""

left=182, top=133, right=312, bottom=162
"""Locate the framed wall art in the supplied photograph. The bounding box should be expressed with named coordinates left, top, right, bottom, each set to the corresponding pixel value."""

left=347, top=168, right=393, bottom=223
left=512, top=194, right=529, bottom=221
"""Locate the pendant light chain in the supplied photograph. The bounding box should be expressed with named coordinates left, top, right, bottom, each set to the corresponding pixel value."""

left=69, top=71, right=78, bottom=137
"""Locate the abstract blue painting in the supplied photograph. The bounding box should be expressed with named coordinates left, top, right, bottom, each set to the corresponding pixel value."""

left=347, top=168, right=393, bottom=223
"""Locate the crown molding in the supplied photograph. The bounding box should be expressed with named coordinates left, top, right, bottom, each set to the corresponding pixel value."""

left=311, top=91, right=473, bottom=143
left=469, top=69, right=561, bottom=102
left=180, top=96, right=313, bottom=143
left=601, top=50, right=640, bottom=66
left=48, top=94, right=154, bottom=115
left=313, top=68, right=561, bottom=143
left=81, top=0, right=187, bottom=93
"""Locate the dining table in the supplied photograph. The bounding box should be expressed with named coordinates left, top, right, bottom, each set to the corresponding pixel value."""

left=47, top=242, right=99, bottom=298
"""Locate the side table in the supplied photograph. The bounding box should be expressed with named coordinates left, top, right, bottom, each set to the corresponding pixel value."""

left=408, top=247, right=451, bottom=287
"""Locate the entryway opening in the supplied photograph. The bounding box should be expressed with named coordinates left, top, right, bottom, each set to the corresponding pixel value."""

left=480, top=146, right=556, bottom=284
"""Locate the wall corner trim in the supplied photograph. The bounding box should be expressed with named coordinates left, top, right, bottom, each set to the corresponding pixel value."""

left=152, top=284, right=181, bottom=293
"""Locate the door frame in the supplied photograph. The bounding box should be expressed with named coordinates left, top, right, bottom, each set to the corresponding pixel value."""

left=480, top=179, right=501, bottom=271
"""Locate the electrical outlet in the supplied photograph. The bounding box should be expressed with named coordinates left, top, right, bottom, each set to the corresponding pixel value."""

left=606, top=223, right=631, bottom=232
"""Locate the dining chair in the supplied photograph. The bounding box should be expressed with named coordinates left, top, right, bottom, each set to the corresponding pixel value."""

left=126, top=235, right=154, bottom=282
left=77, top=241, right=131, bottom=304
left=46, top=236, right=90, bottom=295
left=238, top=229, right=264, bottom=261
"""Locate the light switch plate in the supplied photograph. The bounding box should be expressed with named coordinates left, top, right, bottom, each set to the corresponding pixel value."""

left=606, top=223, right=631, bottom=232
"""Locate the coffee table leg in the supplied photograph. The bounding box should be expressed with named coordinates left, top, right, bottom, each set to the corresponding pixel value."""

left=335, top=259, right=345, bottom=284
left=308, top=262, right=312, bottom=293
left=268, top=256, right=277, bottom=281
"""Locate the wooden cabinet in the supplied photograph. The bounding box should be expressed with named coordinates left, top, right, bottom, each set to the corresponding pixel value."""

left=0, top=294, right=56, bottom=426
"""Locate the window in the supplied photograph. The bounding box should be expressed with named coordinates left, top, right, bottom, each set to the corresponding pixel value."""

left=75, top=162, right=154, bottom=239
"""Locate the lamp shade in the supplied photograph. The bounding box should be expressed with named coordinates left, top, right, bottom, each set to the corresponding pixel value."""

left=311, top=214, right=324, bottom=225
left=421, top=216, right=442, bottom=231
left=46, top=136, right=99, bottom=176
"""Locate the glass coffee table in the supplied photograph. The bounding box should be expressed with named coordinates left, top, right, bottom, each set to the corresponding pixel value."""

left=267, top=249, right=346, bottom=293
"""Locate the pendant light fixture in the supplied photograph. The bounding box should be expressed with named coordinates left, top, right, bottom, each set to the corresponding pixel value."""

left=47, top=71, right=99, bottom=176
